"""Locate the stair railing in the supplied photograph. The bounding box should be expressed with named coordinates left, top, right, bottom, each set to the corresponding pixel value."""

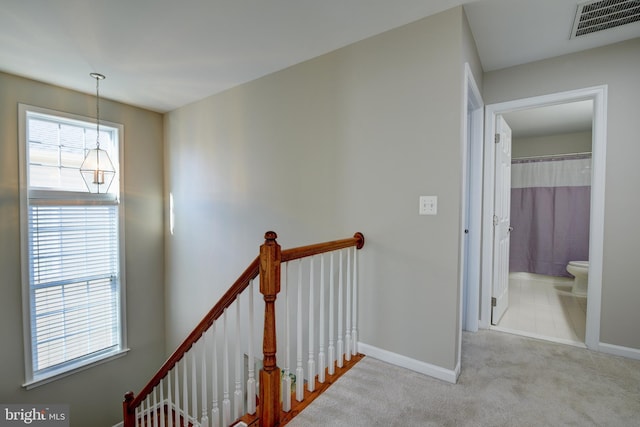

left=123, top=231, right=364, bottom=427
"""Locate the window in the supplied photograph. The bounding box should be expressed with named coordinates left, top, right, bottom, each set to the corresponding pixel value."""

left=18, top=104, right=127, bottom=388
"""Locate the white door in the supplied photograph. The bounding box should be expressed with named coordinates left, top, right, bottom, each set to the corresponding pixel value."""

left=491, top=115, right=512, bottom=325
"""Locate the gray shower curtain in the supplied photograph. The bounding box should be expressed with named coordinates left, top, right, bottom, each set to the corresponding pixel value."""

left=509, top=155, right=591, bottom=277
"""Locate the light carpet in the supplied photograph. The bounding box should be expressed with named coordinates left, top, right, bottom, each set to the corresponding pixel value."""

left=286, top=330, right=640, bottom=426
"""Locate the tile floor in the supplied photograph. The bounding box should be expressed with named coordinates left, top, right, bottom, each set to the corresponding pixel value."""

left=495, top=272, right=587, bottom=344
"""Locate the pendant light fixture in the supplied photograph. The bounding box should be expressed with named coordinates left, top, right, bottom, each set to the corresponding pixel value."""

left=80, top=72, right=116, bottom=193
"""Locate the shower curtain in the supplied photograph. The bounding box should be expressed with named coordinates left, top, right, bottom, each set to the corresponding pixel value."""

left=509, top=154, right=591, bottom=277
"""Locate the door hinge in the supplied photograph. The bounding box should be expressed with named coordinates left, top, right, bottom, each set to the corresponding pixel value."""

left=493, top=215, right=498, bottom=227
left=491, top=297, right=497, bottom=307
left=495, top=133, right=501, bottom=144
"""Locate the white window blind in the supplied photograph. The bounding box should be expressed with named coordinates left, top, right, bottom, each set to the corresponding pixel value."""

left=19, top=105, right=126, bottom=387
left=29, top=204, right=120, bottom=374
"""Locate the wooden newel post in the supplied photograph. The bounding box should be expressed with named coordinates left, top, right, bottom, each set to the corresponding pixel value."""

left=122, top=391, right=134, bottom=427
left=259, top=231, right=281, bottom=427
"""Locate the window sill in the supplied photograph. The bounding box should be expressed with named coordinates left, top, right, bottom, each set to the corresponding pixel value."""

left=23, top=348, right=130, bottom=390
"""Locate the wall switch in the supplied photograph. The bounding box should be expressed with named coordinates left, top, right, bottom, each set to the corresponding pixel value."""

left=419, top=196, right=437, bottom=215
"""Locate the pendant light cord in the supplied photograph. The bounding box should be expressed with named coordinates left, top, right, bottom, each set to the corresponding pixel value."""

left=90, top=72, right=105, bottom=150
left=95, top=75, right=101, bottom=150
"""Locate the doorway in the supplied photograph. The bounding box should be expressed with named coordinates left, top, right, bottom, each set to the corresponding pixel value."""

left=458, top=63, right=484, bottom=376
left=460, top=64, right=483, bottom=334
left=494, top=103, right=592, bottom=345
left=478, top=86, right=607, bottom=350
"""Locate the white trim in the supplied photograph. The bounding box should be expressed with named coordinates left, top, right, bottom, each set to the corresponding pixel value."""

left=28, top=189, right=118, bottom=203
left=585, top=86, right=606, bottom=349
left=18, top=103, right=128, bottom=386
left=23, top=348, right=130, bottom=390
left=491, top=326, right=587, bottom=349
left=458, top=63, right=484, bottom=381
left=460, top=63, right=484, bottom=334
left=480, top=86, right=607, bottom=351
left=128, top=398, right=201, bottom=427
left=18, top=104, right=34, bottom=384
left=358, top=342, right=459, bottom=384
left=598, top=342, right=640, bottom=361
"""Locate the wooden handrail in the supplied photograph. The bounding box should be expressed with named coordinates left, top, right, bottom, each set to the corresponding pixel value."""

left=124, top=256, right=260, bottom=414
left=281, top=232, right=365, bottom=262
left=123, top=231, right=365, bottom=427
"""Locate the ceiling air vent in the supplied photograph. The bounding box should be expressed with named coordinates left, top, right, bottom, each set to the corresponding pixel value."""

left=571, top=0, right=640, bottom=38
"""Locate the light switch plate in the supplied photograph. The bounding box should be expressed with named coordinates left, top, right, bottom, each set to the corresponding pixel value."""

left=419, top=196, right=437, bottom=215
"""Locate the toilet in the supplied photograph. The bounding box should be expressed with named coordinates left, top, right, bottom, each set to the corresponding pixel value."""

left=566, top=261, right=589, bottom=296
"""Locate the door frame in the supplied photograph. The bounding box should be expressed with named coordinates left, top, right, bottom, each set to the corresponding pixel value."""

left=460, top=63, right=484, bottom=336
left=458, top=62, right=484, bottom=378
left=479, top=85, right=607, bottom=350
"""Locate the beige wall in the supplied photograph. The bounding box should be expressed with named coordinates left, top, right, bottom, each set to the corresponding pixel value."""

left=462, top=8, right=484, bottom=92
left=335, top=7, right=470, bottom=371
left=512, top=131, right=592, bottom=158
left=484, top=38, right=640, bottom=350
left=0, top=72, right=166, bottom=426
left=165, top=7, right=476, bottom=372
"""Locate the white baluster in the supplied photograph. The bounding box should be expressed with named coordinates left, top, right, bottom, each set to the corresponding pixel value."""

left=247, top=279, right=257, bottom=415
left=192, top=350, right=198, bottom=426
left=138, top=400, right=147, bottom=426
left=318, top=254, right=326, bottom=383
left=328, top=252, right=335, bottom=376
left=307, top=256, right=316, bottom=392
left=296, top=259, right=304, bottom=402
left=153, top=387, right=158, bottom=427
left=282, top=264, right=292, bottom=412
left=211, top=321, right=220, bottom=427
left=143, top=397, right=149, bottom=427
left=345, top=248, right=352, bottom=362
left=174, top=362, right=180, bottom=427
left=222, top=309, right=231, bottom=426
left=143, top=395, right=152, bottom=426
left=183, top=356, right=189, bottom=426
left=337, top=249, right=344, bottom=368
left=352, top=246, right=359, bottom=356
left=234, top=298, right=243, bottom=419
left=160, top=379, right=165, bottom=427
left=134, top=404, right=139, bottom=427
left=167, top=369, right=173, bottom=427
left=201, top=333, right=209, bottom=427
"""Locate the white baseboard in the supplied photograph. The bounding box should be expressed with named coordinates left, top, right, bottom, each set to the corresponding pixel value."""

left=358, top=342, right=458, bottom=384
left=598, top=342, right=640, bottom=360
left=114, top=399, right=200, bottom=427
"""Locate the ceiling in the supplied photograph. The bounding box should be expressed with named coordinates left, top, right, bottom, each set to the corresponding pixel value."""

left=1, top=0, right=639, bottom=113
left=502, top=100, right=594, bottom=138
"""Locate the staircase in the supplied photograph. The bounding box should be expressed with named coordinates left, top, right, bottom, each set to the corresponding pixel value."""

left=122, top=231, right=365, bottom=427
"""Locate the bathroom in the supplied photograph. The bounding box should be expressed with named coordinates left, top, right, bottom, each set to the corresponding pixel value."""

left=495, top=100, right=593, bottom=345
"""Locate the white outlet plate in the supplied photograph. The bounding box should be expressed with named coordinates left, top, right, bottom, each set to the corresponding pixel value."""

left=419, top=196, right=437, bottom=215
